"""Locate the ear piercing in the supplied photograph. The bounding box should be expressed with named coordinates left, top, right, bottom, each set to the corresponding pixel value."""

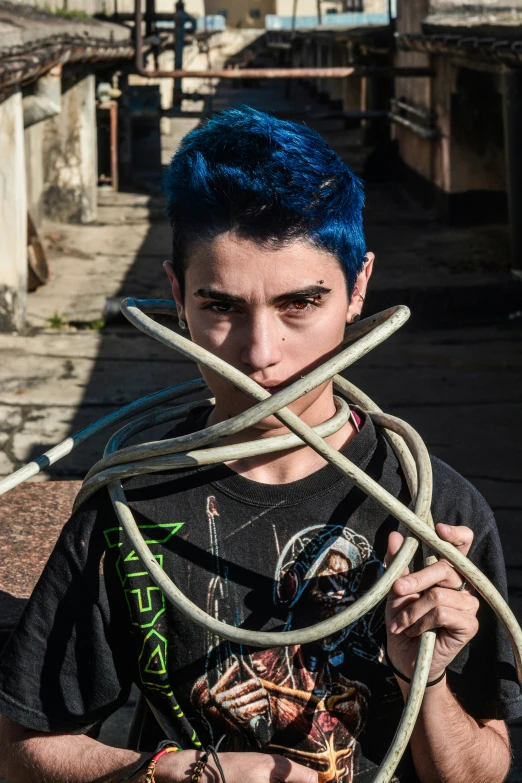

left=354, top=285, right=365, bottom=302
left=352, top=314, right=360, bottom=323
left=179, top=319, right=187, bottom=330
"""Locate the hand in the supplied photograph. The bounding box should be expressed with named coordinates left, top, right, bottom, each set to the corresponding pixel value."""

left=208, top=660, right=271, bottom=734
left=207, top=752, right=319, bottom=783
left=384, top=523, right=480, bottom=682
left=159, top=750, right=319, bottom=783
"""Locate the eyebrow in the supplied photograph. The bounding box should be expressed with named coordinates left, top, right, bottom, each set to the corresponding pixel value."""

left=193, top=285, right=332, bottom=305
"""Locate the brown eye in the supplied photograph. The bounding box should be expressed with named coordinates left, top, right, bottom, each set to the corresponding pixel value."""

left=204, top=302, right=235, bottom=314
left=293, top=300, right=308, bottom=310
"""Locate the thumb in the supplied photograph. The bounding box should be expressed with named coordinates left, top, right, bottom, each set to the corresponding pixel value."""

left=384, top=530, right=409, bottom=576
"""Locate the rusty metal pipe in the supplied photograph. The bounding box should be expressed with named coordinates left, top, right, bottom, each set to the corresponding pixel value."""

left=388, top=111, right=440, bottom=140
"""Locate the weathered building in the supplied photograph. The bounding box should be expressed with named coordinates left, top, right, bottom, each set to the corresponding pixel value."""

left=269, top=0, right=522, bottom=274
left=0, top=3, right=135, bottom=331
left=0, top=0, right=266, bottom=333
left=393, top=0, right=522, bottom=273
left=3, top=0, right=519, bottom=334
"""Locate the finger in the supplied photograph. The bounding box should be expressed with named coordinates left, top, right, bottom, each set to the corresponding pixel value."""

left=214, top=679, right=262, bottom=701
left=393, top=558, right=466, bottom=595
left=436, top=523, right=474, bottom=559
left=389, top=587, right=480, bottom=634
left=401, top=605, right=479, bottom=640
left=223, top=697, right=268, bottom=716
left=272, top=754, right=319, bottom=783
left=384, top=531, right=409, bottom=576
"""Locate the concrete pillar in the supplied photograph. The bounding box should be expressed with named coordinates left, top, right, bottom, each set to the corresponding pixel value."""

left=158, top=50, right=175, bottom=110
left=0, top=90, right=27, bottom=332
left=24, top=122, right=44, bottom=229
left=42, top=74, right=97, bottom=224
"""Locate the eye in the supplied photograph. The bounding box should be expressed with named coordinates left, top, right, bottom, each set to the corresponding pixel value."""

left=287, top=297, right=322, bottom=314
left=202, top=302, right=237, bottom=314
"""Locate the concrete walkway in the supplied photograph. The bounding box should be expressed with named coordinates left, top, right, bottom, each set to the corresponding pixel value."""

left=1, top=77, right=522, bottom=776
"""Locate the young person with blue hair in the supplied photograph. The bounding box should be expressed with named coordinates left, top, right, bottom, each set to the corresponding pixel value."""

left=0, top=106, right=518, bottom=783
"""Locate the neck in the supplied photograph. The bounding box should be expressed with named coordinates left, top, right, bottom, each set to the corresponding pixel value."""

left=206, top=394, right=357, bottom=485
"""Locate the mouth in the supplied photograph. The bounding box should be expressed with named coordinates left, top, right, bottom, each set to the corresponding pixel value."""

left=258, top=382, right=291, bottom=395
left=256, top=375, right=305, bottom=395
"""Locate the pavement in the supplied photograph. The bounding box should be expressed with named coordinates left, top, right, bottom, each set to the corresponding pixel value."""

left=1, top=75, right=522, bottom=777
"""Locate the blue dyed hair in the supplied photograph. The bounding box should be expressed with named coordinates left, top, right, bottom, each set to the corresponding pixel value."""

left=164, top=105, right=366, bottom=295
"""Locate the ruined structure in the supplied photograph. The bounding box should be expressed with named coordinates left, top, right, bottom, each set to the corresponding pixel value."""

left=2, top=0, right=520, bottom=334
left=269, top=0, right=522, bottom=274
left=0, top=3, right=134, bottom=332
left=393, top=0, right=522, bottom=274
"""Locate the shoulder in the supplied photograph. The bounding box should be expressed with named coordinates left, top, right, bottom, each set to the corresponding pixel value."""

left=47, top=487, right=116, bottom=575
left=430, top=455, right=496, bottom=542
left=72, top=403, right=215, bottom=525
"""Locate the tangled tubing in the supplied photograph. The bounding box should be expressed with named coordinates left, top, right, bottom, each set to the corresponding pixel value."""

left=1, top=298, right=521, bottom=783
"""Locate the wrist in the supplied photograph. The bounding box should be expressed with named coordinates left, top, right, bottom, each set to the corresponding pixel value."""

left=396, top=672, right=449, bottom=701
left=154, top=749, right=200, bottom=783
left=385, top=646, right=446, bottom=688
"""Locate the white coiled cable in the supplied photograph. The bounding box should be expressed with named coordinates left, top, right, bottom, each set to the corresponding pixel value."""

left=1, top=298, right=520, bottom=782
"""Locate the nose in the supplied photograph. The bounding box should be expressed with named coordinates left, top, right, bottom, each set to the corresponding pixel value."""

left=240, top=309, right=282, bottom=372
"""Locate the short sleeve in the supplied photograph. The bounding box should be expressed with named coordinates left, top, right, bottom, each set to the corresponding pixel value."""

left=0, top=491, right=133, bottom=733
left=431, top=457, right=522, bottom=721
left=446, top=521, right=522, bottom=720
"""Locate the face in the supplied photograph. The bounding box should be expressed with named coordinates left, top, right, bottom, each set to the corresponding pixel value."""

left=308, top=553, right=357, bottom=612
left=165, top=233, right=373, bottom=435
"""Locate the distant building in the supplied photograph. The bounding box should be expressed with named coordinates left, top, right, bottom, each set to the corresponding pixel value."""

left=266, top=0, right=522, bottom=274
left=0, top=2, right=137, bottom=332
left=393, top=0, right=522, bottom=272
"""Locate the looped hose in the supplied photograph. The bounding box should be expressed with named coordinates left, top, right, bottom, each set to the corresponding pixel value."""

left=1, top=298, right=520, bottom=783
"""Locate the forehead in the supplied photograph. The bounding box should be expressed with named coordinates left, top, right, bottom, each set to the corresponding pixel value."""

left=184, top=233, right=344, bottom=293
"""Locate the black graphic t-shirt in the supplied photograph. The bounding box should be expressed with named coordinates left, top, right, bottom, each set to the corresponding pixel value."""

left=0, top=407, right=520, bottom=783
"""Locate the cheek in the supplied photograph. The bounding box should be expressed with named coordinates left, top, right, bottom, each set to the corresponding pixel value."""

left=188, top=317, right=237, bottom=358
left=284, top=319, right=345, bottom=372
left=312, top=312, right=347, bottom=345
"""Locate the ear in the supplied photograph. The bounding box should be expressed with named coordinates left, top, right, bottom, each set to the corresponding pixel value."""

left=163, top=260, right=185, bottom=320
left=346, top=252, right=374, bottom=325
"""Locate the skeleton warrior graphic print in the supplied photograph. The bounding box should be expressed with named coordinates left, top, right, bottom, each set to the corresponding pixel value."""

left=191, top=496, right=387, bottom=783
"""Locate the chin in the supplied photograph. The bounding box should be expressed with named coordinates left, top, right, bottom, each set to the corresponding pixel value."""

left=213, top=385, right=323, bottom=429
left=253, top=416, right=292, bottom=433
left=253, top=405, right=314, bottom=433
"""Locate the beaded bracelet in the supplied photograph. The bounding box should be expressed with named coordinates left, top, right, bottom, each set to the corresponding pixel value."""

left=144, top=745, right=181, bottom=783
left=191, top=753, right=209, bottom=783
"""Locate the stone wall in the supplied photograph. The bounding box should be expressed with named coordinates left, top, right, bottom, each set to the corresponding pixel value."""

left=42, top=74, right=97, bottom=224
